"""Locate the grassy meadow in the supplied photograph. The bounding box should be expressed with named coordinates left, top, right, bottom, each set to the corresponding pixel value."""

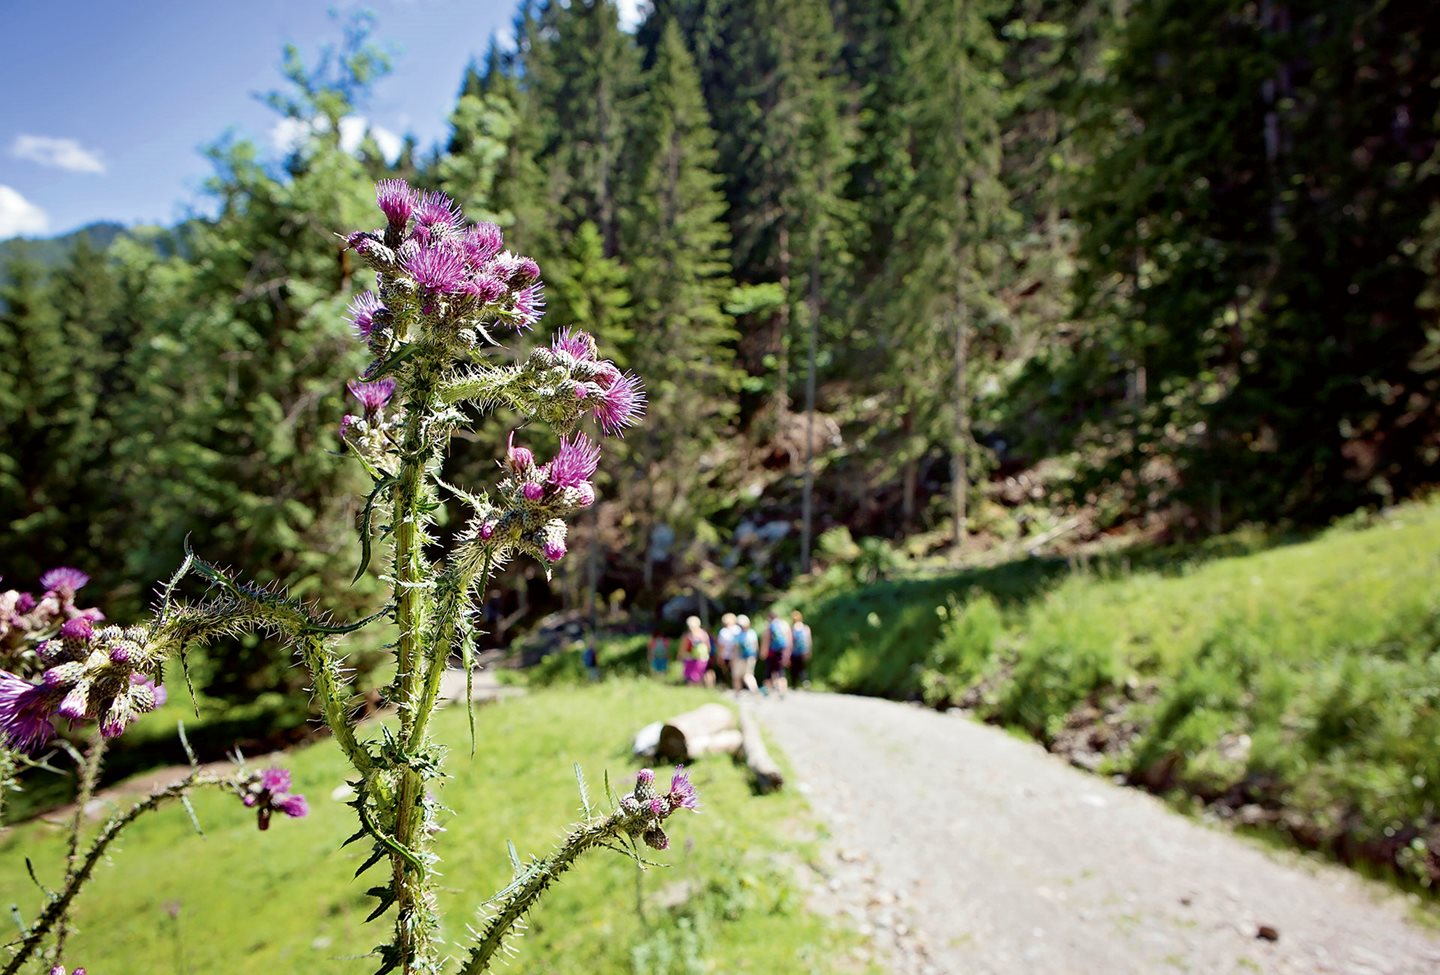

left=0, top=683, right=874, bottom=975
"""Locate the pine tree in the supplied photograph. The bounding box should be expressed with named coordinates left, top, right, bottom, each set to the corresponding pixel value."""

left=620, top=18, right=742, bottom=592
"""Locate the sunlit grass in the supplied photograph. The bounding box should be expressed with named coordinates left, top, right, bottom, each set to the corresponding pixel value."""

left=1, top=682, right=874, bottom=975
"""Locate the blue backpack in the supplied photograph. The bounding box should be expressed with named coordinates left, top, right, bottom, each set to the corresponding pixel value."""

left=768, top=619, right=790, bottom=651
left=792, top=624, right=810, bottom=656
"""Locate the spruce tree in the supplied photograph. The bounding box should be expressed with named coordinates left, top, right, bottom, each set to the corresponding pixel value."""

left=620, top=19, right=742, bottom=592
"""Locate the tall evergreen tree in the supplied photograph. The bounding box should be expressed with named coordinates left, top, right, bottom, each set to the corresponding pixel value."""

left=620, top=18, right=742, bottom=590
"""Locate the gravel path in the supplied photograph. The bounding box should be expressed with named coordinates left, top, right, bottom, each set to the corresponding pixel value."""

left=753, top=691, right=1440, bottom=975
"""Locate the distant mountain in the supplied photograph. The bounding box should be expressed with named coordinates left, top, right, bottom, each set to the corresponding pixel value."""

left=0, top=221, right=129, bottom=272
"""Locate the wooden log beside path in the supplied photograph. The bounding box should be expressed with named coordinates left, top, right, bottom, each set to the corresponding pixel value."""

left=657, top=703, right=739, bottom=762
left=738, top=707, right=784, bottom=793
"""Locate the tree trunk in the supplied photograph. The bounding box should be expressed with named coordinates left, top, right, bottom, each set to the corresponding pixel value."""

left=952, top=278, right=971, bottom=551
left=658, top=704, right=739, bottom=762
left=800, top=236, right=822, bottom=574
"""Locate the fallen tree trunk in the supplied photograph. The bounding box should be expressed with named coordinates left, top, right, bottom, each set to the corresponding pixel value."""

left=739, top=709, right=784, bottom=793
left=658, top=704, right=738, bottom=762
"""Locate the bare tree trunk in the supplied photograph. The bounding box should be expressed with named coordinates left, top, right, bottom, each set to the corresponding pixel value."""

left=800, top=238, right=821, bottom=574
left=774, top=225, right=792, bottom=420
left=901, top=410, right=917, bottom=529
left=952, top=274, right=970, bottom=552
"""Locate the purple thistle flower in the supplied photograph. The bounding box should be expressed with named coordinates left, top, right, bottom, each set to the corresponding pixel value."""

left=347, top=378, right=396, bottom=417
left=547, top=434, right=601, bottom=489
left=668, top=765, right=700, bottom=811
left=649, top=798, right=667, bottom=818
left=463, top=274, right=507, bottom=304
left=277, top=793, right=309, bottom=818
left=522, top=482, right=545, bottom=502
left=542, top=538, right=567, bottom=563
left=376, top=179, right=417, bottom=226
left=405, top=244, right=469, bottom=294
left=347, top=291, right=385, bottom=340
left=551, top=328, right=596, bottom=362
left=462, top=223, right=504, bottom=266
left=414, top=190, right=461, bottom=234
left=59, top=617, right=92, bottom=642
left=513, top=284, right=545, bottom=330
left=261, top=767, right=292, bottom=793
left=478, top=520, right=498, bottom=541
left=51, top=967, right=87, bottom=975
left=593, top=372, right=646, bottom=436
left=40, top=568, right=89, bottom=596
left=0, top=672, right=56, bottom=753
left=636, top=769, right=655, bottom=785
left=510, top=256, right=541, bottom=287
left=15, top=592, right=35, bottom=614
left=506, top=432, right=535, bottom=472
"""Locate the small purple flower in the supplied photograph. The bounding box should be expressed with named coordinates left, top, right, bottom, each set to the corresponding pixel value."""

left=667, top=765, right=700, bottom=811
left=547, top=433, right=601, bottom=489
left=346, top=231, right=379, bottom=255
left=506, top=432, right=535, bottom=473
left=513, top=283, right=545, bottom=330
left=50, top=966, right=86, bottom=975
left=347, top=378, right=396, bottom=417
left=478, top=520, right=497, bottom=541
left=592, top=372, right=645, bottom=436
left=542, top=538, right=567, bottom=563
left=0, top=671, right=56, bottom=753
left=463, top=274, right=506, bottom=304
left=406, top=244, right=469, bottom=294
left=462, top=223, right=504, bottom=265
left=551, top=328, right=596, bottom=362
left=574, top=482, right=597, bottom=508
left=522, top=482, right=545, bottom=502
left=509, top=256, right=541, bottom=287
left=347, top=291, right=385, bottom=340
left=59, top=617, right=92, bottom=642
left=649, top=798, right=667, bottom=818
left=241, top=765, right=309, bottom=830
left=376, top=178, right=417, bottom=226
left=414, top=190, right=461, bottom=234
left=15, top=592, right=35, bottom=614
left=40, top=568, right=89, bottom=596
left=636, top=769, right=655, bottom=786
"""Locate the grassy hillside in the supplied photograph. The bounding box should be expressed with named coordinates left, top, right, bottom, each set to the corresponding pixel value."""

left=0, top=683, right=874, bottom=975
left=799, top=501, right=1440, bottom=890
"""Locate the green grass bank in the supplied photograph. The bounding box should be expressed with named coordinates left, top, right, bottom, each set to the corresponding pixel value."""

left=0, top=683, right=874, bottom=975
left=797, top=501, right=1440, bottom=890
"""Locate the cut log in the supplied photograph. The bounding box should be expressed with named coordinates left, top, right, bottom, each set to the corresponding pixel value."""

left=738, top=708, right=784, bottom=793
left=657, top=704, right=738, bottom=762
left=685, top=728, right=744, bottom=758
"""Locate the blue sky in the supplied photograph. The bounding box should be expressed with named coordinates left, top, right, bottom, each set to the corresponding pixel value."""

left=1, top=0, right=644, bottom=240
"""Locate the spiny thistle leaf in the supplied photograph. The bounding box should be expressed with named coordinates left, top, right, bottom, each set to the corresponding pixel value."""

left=365, top=884, right=397, bottom=923
left=575, top=763, right=591, bottom=819
left=355, top=475, right=398, bottom=583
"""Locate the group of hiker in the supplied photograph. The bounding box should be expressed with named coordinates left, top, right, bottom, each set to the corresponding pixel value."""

left=648, top=609, right=813, bottom=696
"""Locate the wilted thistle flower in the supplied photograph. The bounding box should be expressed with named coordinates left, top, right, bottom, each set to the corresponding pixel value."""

left=240, top=766, right=310, bottom=830
left=347, top=291, right=385, bottom=340
left=547, top=434, right=601, bottom=489
left=347, top=378, right=397, bottom=418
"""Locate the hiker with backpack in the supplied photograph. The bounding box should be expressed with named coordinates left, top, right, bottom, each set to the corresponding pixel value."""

left=789, top=610, right=813, bottom=689
left=678, top=615, right=712, bottom=686
left=734, top=614, right=761, bottom=694
left=761, top=609, right=792, bottom=696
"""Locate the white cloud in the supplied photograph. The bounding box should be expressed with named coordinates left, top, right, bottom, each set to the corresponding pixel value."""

left=270, top=115, right=402, bottom=163
left=0, top=185, right=50, bottom=239
left=10, top=135, right=106, bottom=174
left=616, top=0, right=646, bottom=32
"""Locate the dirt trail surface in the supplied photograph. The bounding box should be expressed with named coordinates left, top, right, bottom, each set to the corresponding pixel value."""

left=753, top=691, right=1440, bottom=975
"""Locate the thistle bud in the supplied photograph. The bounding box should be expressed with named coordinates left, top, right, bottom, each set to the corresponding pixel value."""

left=522, top=482, right=545, bottom=502
left=506, top=432, right=535, bottom=473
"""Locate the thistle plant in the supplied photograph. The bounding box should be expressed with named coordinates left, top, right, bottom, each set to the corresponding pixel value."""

left=1, top=181, right=687, bottom=975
